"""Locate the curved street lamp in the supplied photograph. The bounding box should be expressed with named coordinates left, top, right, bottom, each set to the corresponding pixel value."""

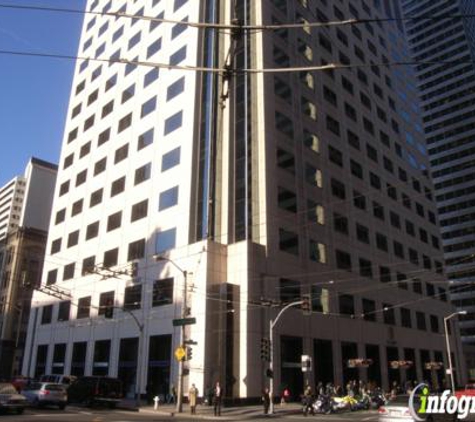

left=444, top=310, right=467, bottom=393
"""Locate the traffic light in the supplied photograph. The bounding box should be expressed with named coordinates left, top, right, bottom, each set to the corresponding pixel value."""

left=260, top=338, right=270, bottom=361
left=186, top=346, right=193, bottom=361
left=301, top=294, right=311, bottom=315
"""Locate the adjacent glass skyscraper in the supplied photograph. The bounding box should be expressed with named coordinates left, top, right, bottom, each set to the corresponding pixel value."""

left=401, top=0, right=475, bottom=376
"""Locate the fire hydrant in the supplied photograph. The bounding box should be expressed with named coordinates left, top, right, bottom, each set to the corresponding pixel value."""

left=153, top=395, right=160, bottom=411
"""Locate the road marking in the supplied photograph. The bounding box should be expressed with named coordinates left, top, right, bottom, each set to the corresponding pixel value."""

left=31, top=414, right=78, bottom=417
left=363, top=417, right=378, bottom=421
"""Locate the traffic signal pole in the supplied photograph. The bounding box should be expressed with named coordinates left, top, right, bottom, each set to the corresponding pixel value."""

left=268, top=299, right=304, bottom=415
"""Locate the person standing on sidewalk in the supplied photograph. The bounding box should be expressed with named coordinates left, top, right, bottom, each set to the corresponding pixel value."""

left=213, top=381, right=222, bottom=416
left=189, top=384, right=198, bottom=414
left=262, top=388, right=271, bottom=414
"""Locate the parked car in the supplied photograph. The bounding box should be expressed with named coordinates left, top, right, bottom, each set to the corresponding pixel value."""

left=39, top=374, right=76, bottom=386
left=67, top=377, right=123, bottom=408
left=22, top=382, right=67, bottom=409
left=0, top=383, right=28, bottom=414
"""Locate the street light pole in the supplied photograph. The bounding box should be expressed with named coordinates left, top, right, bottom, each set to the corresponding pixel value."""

left=268, top=300, right=303, bottom=415
left=444, top=311, right=467, bottom=393
left=154, top=256, right=187, bottom=413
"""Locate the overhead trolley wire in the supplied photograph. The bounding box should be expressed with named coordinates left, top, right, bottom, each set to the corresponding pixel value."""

left=1, top=3, right=475, bottom=31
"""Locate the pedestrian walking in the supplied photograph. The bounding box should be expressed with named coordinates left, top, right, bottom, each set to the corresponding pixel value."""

left=262, top=388, right=271, bottom=414
left=189, top=383, right=198, bottom=414
left=213, top=381, right=222, bottom=416
left=168, top=384, right=176, bottom=404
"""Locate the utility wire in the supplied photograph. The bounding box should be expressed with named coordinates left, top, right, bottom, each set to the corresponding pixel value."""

left=1, top=3, right=475, bottom=31
left=1, top=48, right=475, bottom=75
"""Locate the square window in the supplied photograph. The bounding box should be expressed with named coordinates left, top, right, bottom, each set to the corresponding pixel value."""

left=47, top=269, right=58, bottom=285
left=167, top=77, right=185, bottom=101
left=55, top=209, right=66, bottom=225
left=169, top=46, right=187, bottom=65
left=86, top=221, right=99, bottom=240
left=98, top=291, right=114, bottom=318
left=131, top=199, right=148, bottom=222
left=51, top=238, right=61, bottom=254
left=144, top=68, right=159, bottom=87
left=98, top=128, right=110, bottom=146
left=75, top=170, right=87, bottom=187
left=63, top=263, right=75, bottom=281
left=77, top=296, right=91, bottom=319
left=71, top=199, right=83, bottom=216
left=152, top=278, right=174, bottom=307
left=94, top=157, right=107, bottom=176
left=127, top=238, right=145, bottom=261
left=141, top=97, right=157, bottom=118
left=122, top=84, right=135, bottom=103
left=118, top=113, right=132, bottom=132
left=102, top=100, right=114, bottom=118
left=147, top=38, right=162, bottom=58
left=155, top=228, right=177, bottom=254
left=138, top=128, right=154, bottom=150
left=103, top=248, right=119, bottom=267
left=279, top=228, right=299, bottom=255
left=159, top=186, right=179, bottom=210
left=58, top=301, right=71, bottom=322
left=164, top=111, right=183, bottom=135
left=171, top=18, right=188, bottom=39
left=124, top=285, right=142, bottom=310
left=111, top=176, right=126, bottom=197
left=90, top=188, right=103, bottom=207
left=128, top=31, right=141, bottom=50
left=79, top=141, right=91, bottom=158
left=114, top=144, right=129, bottom=164
left=134, top=163, right=151, bottom=185
left=82, top=256, right=95, bottom=275
left=107, top=211, right=122, bottom=231
left=160, top=148, right=180, bottom=172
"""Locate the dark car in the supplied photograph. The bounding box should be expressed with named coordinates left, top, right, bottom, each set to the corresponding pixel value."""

left=67, top=377, right=123, bottom=408
left=0, top=383, right=28, bottom=414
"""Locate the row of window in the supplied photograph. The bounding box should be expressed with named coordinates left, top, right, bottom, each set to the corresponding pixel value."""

left=48, top=227, right=176, bottom=285
left=40, top=277, right=174, bottom=324
left=278, top=224, right=443, bottom=276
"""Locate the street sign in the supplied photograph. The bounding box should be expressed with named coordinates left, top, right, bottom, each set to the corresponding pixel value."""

left=175, top=346, right=186, bottom=361
left=184, top=339, right=198, bottom=345
left=172, top=317, right=196, bottom=326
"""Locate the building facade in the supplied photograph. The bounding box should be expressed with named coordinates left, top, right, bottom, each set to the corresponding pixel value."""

left=24, top=0, right=464, bottom=400
left=0, top=158, right=57, bottom=377
left=401, top=0, right=475, bottom=377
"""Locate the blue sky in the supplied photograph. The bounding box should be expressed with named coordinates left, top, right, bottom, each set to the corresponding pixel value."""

left=0, top=0, right=86, bottom=186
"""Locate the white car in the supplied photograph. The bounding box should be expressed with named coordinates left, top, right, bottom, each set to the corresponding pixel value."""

left=0, top=383, right=28, bottom=415
left=22, top=382, right=67, bottom=409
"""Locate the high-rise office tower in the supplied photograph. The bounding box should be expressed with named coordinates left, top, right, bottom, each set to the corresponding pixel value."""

left=24, top=0, right=464, bottom=400
left=0, top=158, right=57, bottom=378
left=401, top=0, right=475, bottom=377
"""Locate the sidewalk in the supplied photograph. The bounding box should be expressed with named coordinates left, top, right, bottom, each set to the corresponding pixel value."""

left=119, top=400, right=302, bottom=420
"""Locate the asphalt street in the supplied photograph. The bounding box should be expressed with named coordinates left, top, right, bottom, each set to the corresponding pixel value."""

left=0, top=406, right=381, bottom=422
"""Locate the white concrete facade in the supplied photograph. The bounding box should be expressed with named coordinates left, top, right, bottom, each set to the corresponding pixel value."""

left=23, top=0, right=466, bottom=402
